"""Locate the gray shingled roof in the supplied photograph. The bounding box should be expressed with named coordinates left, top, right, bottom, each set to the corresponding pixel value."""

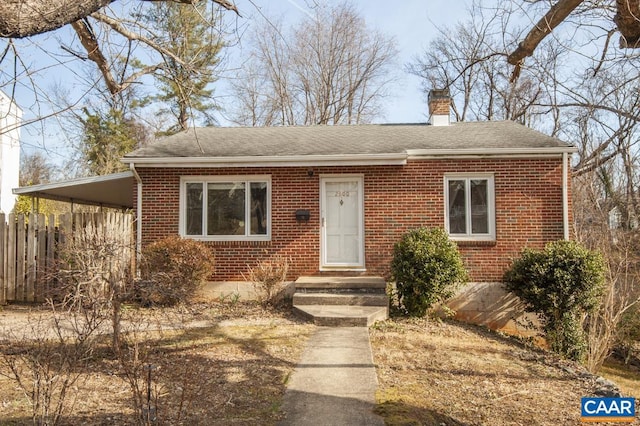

left=124, top=121, right=574, bottom=160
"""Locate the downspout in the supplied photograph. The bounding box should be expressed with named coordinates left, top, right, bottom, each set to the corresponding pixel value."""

left=130, top=163, right=143, bottom=275
left=562, top=152, right=569, bottom=240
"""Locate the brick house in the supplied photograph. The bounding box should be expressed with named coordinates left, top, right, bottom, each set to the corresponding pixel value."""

left=120, top=91, right=576, bottom=331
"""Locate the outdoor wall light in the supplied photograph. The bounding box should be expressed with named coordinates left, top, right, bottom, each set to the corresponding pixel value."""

left=307, top=168, right=314, bottom=177
left=295, top=209, right=311, bottom=222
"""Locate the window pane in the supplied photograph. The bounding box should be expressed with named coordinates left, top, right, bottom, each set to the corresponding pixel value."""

left=250, top=182, right=268, bottom=235
left=186, top=183, right=203, bottom=235
left=448, top=180, right=466, bottom=234
left=207, top=182, right=246, bottom=235
left=470, top=179, right=488, bottom=234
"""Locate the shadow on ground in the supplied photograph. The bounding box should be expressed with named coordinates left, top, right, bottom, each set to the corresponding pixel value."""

left=375, top=399, right=469, bottom=425
left=278, top=389, right=384, bottom=426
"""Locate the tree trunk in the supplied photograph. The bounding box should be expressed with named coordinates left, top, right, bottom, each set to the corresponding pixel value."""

left=615, top=0, right=640, bottom=47
left=112, top=296, right=121, bottom=352
left=0, top=0, right=112, bottom=38
left=0, top=0, right=239, bottom=38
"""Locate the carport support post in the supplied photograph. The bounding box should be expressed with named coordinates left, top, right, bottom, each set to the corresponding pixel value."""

left=130, top=163, right=142, bottom=277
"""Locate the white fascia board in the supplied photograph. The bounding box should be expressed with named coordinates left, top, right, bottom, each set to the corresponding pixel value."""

left=122, top=153, right=408, bottom=168
left=12, top=171, right=134, bottom=194
left=406, top=146, right=578, bottom=159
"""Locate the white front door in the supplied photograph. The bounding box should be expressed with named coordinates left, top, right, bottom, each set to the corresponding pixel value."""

left=320, top=176, right=364, bottom=269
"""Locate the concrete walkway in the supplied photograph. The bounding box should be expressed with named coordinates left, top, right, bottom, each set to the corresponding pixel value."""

left=278, top=327, right=384, bottom=426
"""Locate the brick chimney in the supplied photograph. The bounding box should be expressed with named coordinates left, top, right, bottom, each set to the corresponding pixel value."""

left=428, top=89, right=450, bottom=126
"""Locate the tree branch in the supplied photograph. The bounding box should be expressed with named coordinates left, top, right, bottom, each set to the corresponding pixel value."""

left=508, top=0, right=584, bottom=66
left=592, top=29, right=616, bottom=76
left=538, top=101, right=640, bottom=122
left=90, top=11, right=190, bottom=71
left=119, top=64, right=162, bottom=92
left=71, top=19, right=121, bottom=95
left=0, top=0, right=239, bottom=38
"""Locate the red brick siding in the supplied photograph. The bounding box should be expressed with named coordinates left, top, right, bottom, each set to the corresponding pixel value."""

left=133, top=157, right=571, bottom=282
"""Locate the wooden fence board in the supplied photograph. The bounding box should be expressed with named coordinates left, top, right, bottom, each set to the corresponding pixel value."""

left=36, top=214, right=47, bottom=302
left=59, top=213, right=71, bottom=247
left=46, top=214, right=56, bottom=300
left=0, top=212, right=134, bottom=303
left=7, top=213, right=16, bottom=301
left=0, top=214, right=4, bottom=305
left=16, top=215, right=25, bottom=302
left=26, top=214, right=36, bottom=302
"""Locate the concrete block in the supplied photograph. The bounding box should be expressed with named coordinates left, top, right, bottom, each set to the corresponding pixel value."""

left=447, top=282, right=540, bottom=337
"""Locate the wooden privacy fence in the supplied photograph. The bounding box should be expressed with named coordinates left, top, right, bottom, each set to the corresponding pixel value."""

left=0, top=212, right=134, bottom=304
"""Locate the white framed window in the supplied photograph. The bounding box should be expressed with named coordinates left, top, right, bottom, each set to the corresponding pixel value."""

left=444, top=174, right=495, bottom=241
left=180, top=175, right=271, bottom=241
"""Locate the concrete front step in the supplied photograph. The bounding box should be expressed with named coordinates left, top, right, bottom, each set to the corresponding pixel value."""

left=293, top=276, right=389, bottom=326
left=293, top=292, right=388, bottom=307
left=293, top=305, right=388, bottom=327
left=294, top=276, right=387, bottom=292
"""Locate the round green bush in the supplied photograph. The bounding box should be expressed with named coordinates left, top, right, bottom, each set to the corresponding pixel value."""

left=391, top=227, right=468, bottom=317
left=503, top=240, right=606, bottom=361
left=139, top=236, right=215, bottom=306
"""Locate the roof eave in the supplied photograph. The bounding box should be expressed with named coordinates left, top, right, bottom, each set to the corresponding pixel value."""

left=12, top=171, right=134, bottom=194
left=121, top=154, right=409, bottom=168
left=123, top=146, right=578, bottom=166
left=406, top=146, right=578, bottom=159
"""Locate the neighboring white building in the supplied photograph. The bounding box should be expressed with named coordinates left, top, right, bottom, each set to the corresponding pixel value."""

left=0, top=91, right=21, bottom=214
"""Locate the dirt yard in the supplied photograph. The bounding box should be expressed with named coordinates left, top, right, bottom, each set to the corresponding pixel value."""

left=0, top=303, right=639, bottom=425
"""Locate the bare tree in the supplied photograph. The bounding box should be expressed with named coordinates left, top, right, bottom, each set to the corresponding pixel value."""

left=233, top=19, right=297, bottom=126
left=230, top=3, right=398, bottom=126
left=568, top=65, right=640, bottom=224
left=19, top=152, right=57, bottom=186
left=573, top=171, right=640, bottom=373
left=407, top=3, right=559, bottom=128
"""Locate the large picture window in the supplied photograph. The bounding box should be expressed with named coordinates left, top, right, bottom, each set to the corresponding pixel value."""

left=444, top=174, right=495, bottom=240
left=181, top=176, right=270, bottom=240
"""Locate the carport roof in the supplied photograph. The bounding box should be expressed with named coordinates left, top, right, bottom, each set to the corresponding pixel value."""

left=12, top=171, right=134, bottom=210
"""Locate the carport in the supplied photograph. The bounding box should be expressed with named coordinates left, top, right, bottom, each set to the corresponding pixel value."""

left=12, top=171, right=134, bottom=210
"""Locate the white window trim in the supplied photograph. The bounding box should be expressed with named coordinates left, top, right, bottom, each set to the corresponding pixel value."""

left=179, top=175, right=271, bottom=241
left=444, top=173, right=495, bottom=241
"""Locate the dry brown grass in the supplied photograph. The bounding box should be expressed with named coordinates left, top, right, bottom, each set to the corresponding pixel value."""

left=600, top=358, right=640, bottom=398
left=0, top=302, right=314, bottom=425
left=370, top=317, right=640, bottom=426
left=1, top=304, right=638, bottom=425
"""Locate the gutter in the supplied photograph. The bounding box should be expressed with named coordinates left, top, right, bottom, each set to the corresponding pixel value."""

left=121, top=153, right=408, bottom=168
left=407, top=146, right=578, bottom=159
left=130, top=163, right=143, bottom=274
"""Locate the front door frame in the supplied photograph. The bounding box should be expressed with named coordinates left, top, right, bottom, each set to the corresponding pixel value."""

left=319, top=174, right=365, bottom=270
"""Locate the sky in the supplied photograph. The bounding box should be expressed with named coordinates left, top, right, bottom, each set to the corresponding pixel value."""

left=4, top=0, right=474, bottom=171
